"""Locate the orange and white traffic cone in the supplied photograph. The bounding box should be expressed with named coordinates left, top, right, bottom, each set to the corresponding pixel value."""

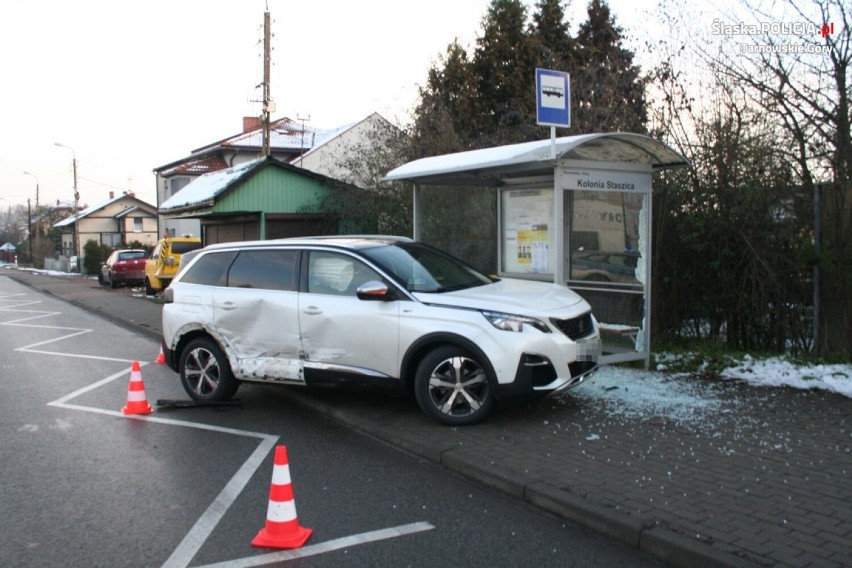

left=252, top=445, right=312, bottom=549
left=155, top=344, right=166, bottom=364
left=122, top=361, right=154, bottom=415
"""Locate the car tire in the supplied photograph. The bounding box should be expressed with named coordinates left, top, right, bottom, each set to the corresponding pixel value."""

left=414, top=345, right=495, bottom=426
left=145, top=278, right=155, bottom=296
left=109, top=273, right=117, bottom=289
left=179, top=337, right=239, bottom=401
left=98, top=272, right=105, bottom=285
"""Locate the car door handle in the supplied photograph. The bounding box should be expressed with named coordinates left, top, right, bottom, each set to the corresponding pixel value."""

left=302, top=306, right=323, bottom=315
left=220, top=301, right=237, bottom=311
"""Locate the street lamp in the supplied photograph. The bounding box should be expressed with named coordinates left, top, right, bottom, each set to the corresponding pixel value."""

left=23, top=171, right=39, bottom=266
left=54, top=142, right=80, bottom=272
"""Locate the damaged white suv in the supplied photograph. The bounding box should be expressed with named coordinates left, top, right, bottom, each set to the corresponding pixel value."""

left=161, top=236, right=599, bottom=425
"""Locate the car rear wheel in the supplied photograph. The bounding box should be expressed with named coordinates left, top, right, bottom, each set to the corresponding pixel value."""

left=179, top=337, right=239, bottom=401
left=414, top=346, right=495, bottom=426
left=145, top=277, right=155, bottom=296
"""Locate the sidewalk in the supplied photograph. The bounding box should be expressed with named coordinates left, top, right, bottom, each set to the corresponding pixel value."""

left=4, top=267, right=850, bottom=567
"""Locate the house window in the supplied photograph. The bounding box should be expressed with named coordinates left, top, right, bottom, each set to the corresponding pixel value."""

left=170, top=177, right=191, bottom=197
left=134, top=218, right=143, bottom=233
left=102, top=233, right=122, bottom=247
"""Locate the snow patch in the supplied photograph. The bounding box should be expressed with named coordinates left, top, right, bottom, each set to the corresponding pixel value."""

left=720, top=355, right=852, bottom=398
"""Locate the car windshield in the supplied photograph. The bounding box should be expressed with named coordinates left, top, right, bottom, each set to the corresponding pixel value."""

left=362, top=242, right=494, bottom=293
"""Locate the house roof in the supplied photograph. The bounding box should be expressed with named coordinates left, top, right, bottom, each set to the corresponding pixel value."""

left=159, top=158, right=266, bottom=211
left=383, top=132, right=690, bottom=186
left=217, top=118, right=357, bottom=153
left=158, top=154, right=230, bottom=177
left=154, top=116, right=372, bottom=174
left=159, top=156, right=355, bottom=214
left=54, top=194, right=157, bottom=228
left=292, top=112, right=390, bottom=165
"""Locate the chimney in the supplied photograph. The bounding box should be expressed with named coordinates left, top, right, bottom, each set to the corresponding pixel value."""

left=243, top=116, right=262, bottom=132
left=109, top=191, right=114, bottom=199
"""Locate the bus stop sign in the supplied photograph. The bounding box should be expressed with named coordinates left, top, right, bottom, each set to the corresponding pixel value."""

left=536, top=69, right=570, bottom=128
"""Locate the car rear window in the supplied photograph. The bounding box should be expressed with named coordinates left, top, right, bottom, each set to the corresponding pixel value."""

left=118, top=251, right=148, bottom=260
left=172, top=241, right=202, bottom=255
left=180, top=251, right=237, bottom=287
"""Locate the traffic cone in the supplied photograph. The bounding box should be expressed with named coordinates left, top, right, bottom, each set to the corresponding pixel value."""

left=252, top=445, right=312, bottom=549
left=155, top=344, right=166, bottom=364
left=122, top=361, right=154, bottom=415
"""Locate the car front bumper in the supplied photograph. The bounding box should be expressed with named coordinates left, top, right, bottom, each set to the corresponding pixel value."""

left=495, top=351, right=599, bottom=402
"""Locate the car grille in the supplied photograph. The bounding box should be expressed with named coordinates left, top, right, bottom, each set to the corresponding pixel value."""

left=550, top=312, right=595, bottom=340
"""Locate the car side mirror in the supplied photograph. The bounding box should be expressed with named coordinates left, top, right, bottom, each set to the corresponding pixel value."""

left=356, top=280, right=394, bottom=301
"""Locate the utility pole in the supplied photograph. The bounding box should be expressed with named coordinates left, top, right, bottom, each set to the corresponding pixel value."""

left=23, top=170, right=39, bottom=268
left=261, top=10, right=272, bottom=157
left=297, top=114, right=310, bottom=167
left=27, top=198, right=32, bottom=265
left=23, top=170, right=39, bottom=208
left=54, top=142, right=80, bottom=272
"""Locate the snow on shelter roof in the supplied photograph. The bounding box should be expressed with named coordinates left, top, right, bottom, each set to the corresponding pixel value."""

left=383, top=132, right=690, bottom=186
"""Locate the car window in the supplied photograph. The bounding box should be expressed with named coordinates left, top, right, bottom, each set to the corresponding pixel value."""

left=307, top=251, right=381, bottom=296
left=180, top=251, right=237, bottom=287
left=172, top=241, right=202, bottom=255
left=118, top=251, right=147, bottom=260
left=227, top=249, right=299, bottom=291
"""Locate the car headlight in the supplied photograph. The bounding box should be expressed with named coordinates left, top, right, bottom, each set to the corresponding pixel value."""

left=482, top=311, right=551, bottom=333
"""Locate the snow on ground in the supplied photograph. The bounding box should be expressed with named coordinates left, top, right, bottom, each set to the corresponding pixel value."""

left=719, top=354, right=852, bottom=398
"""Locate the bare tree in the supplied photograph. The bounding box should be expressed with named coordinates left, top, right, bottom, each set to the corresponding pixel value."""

left=658, top=0, right=851, bottom=356
left=715, top=0, right=849, bottom=356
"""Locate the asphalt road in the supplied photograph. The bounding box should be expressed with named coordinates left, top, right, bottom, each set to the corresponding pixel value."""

left=0, top=275, right=660, bottom=567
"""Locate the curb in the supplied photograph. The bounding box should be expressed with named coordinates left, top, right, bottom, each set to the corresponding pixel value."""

left=639, top=526, right=764, bottom=568
left=526, top=481, right=645, bottom=546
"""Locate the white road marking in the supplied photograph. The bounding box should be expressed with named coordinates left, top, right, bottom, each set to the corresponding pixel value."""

left=0, top=290, right=135, bottom=362
left=192, top=522, right=436, bottom=568
left=161, top=436, right=279, bottom=568
left=1, top=279, right=434, bottom=566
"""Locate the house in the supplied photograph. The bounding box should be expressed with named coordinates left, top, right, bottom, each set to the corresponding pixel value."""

left=53, top=193, right=159, bottom=260
left=158, top=156, right=357, bottom=245
left=153, top=112, right=397, bottom=238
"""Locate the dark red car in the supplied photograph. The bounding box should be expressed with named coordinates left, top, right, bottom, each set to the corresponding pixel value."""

left=99, top=249, right=149, bottom=288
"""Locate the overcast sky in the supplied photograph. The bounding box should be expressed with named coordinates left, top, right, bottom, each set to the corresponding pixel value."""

left=0, top=0, right=696, bottom=209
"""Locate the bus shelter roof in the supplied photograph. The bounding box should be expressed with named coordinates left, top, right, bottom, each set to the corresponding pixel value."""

left=384, top=132, right=689, bottom=187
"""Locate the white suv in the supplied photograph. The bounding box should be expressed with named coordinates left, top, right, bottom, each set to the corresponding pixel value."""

left=161, top=236, right=599, bottom=425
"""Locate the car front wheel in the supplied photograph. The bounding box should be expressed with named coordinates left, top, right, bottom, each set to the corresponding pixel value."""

left=179, top=337, right=239, bottom=401
left=414, top=346, right=495, bottom=426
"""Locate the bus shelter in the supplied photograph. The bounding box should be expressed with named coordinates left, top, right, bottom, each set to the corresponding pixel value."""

left=384, top=132, right=690, bottom=366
